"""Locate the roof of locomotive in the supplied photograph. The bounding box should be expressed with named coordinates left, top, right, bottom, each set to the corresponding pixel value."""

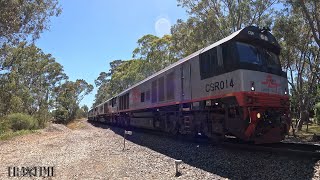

left=95, top=26, right=280, bottom=107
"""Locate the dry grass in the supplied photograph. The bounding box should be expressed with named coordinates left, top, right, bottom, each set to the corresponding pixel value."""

left=67, top=118, right=87, bottom=130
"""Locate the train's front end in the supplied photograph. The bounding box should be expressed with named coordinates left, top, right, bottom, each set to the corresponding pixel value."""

left=231, top=26, right=290, bottom=143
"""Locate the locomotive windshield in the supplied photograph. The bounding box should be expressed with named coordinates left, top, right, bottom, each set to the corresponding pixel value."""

left=236, top=42, right=281, bottom=73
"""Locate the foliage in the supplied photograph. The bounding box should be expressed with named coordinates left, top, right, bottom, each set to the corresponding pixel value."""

left=0, top=43, right=67, bottom=124
left=0, top=0, right=61, bottom=46
left=0, top=117, right=11, bottom=135
left=93, top=60, right=125, bottom=106
left=273, top=1, right=320, bottom=130
left=53, top=80, right=93, bottom=124
left=133, top=35, right=177, bottom=75
left=93, top=59, right=148, bottom=107
left=0, top=0, right=93, bottom=129
left=0, top=42, right=93, bottom=126
left=173, top=0, right=278, bottom=57
left=52, top=108, right=68, bottom=124
left=75, top=105, right=89, bottom=119
left=6, top=113, right=38, bottom=131
left=315, top=103, right=320, bottom=124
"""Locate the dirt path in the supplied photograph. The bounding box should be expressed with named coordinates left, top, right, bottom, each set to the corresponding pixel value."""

left=0, top=121, right=214, bottom=179
left=0, top=120, right=319, bottom=180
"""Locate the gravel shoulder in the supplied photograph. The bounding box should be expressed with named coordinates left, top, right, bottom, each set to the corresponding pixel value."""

left=0, top=120, right=319, bottom=180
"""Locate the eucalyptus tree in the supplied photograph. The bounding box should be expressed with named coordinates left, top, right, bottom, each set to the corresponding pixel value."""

left=273, top=0, right=320, bottom=130
left=54, top=79, right=93, bottom=123
left=0, top=0, right=61, bottom=75
left=133, top=34, right=177, bottom=76
left=0, top=43, right=67, bottom=120
left=172, top=0, right=278, bottom=57
left=0, top=0, right=61, bottom=45
left=93, top=60, right=125, bottom=107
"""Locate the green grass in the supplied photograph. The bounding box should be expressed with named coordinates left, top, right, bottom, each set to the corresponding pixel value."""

left=290, top=123, right=320, bottom=141
left=0, top=129, right=37, bottom=141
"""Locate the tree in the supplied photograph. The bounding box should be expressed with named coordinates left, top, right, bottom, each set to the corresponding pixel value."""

left=0, top=42, right=68, bottom=127
left=133, top=34, right=177, bottom=76
left=54, top=79, right=93, bottom=123
left=273, top=1, right=320, bottom=130
left=108, top=60, right=145, bottom=93
left=93, top=60, right=125, bottom=107
left=0, top=0, right=61, bottom=46
left=172, top=0, right=278, bottom=57
left=76, top=105, right=89, bottom=119
left=0, top=0, right=62, bottom=73
left=287, top=0, right=320, bottom=48
left=0, top=43, right=67, bottom=118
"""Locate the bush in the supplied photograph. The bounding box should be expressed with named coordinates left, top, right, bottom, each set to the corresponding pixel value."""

left=315, top=103, right=320, bottom=125
left=75, top=108, right=86, bottom=119
left=7, top=113, right=39, bottom=131
left=0, top=118, right=11, bottom=135
left=52, top=108, right=69, bottom=124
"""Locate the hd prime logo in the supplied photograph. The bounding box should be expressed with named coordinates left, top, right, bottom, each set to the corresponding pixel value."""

left=7, top=166, right=54, bottom=177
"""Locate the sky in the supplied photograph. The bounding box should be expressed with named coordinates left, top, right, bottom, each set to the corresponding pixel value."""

left=36, top=0, right=187, bottom=108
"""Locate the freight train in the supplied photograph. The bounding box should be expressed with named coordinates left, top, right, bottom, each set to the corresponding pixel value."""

left=88, top=26, right=291, bottom=144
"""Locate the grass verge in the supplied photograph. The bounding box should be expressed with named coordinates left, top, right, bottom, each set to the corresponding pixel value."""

left=289, top=123, right=320, bottom=141
left=0, top=130, right=37, bottom=141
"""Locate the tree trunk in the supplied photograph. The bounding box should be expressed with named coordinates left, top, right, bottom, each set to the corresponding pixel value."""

left=297, top=110, right=309, bottom=131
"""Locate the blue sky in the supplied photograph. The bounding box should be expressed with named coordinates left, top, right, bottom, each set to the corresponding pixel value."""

left=36, top=0, right=187, bottom=108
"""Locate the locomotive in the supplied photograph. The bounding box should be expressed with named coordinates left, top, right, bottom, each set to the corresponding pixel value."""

left=88, top=26, right=290, bottom=144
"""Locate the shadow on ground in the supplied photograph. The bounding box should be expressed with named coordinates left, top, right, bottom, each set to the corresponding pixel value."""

left=89, top=120, right=318, bottom=180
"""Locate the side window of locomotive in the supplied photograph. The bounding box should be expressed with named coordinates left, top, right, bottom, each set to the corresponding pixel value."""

left=222, top=42, right=237, bottom=72
left=151, top=80, right=157, bottom=103
left=199, top=47, right=217, bottom=80
left=166, top=72, right=175, bottom=100
left=158, top=77, right=165, bottom=102
left=141, top=92, right=145, bottom=102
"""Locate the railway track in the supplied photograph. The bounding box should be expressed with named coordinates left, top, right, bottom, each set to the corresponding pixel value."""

left=89, top=120, right=320, bottom=158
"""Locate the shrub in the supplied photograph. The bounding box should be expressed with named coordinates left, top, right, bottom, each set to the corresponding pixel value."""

left=52, top=108, right=69, bottom=124
left=75, top=108, right=86, bottom=119
left=0, top=118, right=11, bottom=135
left=315, top=103, right=320, bottom=125
left=7, top=113, right=39, bottom=131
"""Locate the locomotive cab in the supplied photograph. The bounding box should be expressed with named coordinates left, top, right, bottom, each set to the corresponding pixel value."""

left=221, top=27, right=290, bottom=143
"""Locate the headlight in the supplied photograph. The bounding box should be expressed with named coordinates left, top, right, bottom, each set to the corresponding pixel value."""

left=257, top=113, right=261, bottom=119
